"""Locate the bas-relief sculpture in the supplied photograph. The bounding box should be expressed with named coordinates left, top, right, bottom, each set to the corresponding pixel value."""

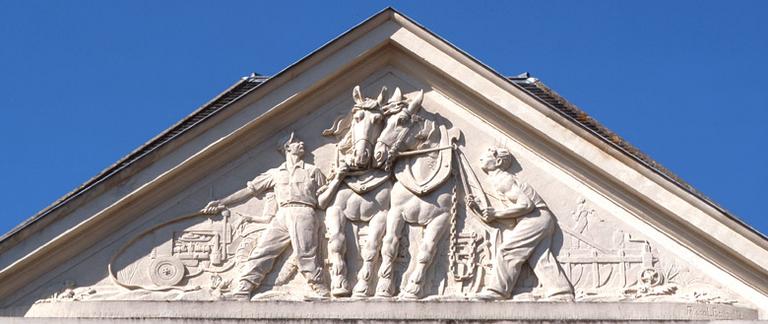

left=372, top=87, right=457, bottom=299
left=199, top=131, right=343, bottom=300
left=470, top=148, right=573, bottom=302
left=321, top=86, right=391, bottom=297
left=36, top=85, right=740, bottom=307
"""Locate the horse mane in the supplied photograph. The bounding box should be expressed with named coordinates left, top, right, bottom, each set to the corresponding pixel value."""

left=322, top=113, right=355, bottom=154
left=381, top=103, right=402, bottom=116
left=322, top=114, right=352, bottom=137
left=410, top=118, right=440, bottom=151
left=337, top=131, right=354, bottom=153
left=323, top=95, right=382, bottom=155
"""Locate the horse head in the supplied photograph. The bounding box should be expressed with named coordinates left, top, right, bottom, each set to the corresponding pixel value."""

left=373, top=88, right=425, bottom=170
left=322, top=85, right=386, bottom=170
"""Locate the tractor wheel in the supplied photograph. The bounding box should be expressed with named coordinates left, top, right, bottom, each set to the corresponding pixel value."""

left=149, top=256, right=185, bottom=287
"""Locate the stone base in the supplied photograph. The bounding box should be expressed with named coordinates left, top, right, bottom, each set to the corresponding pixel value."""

left=0, top=301, right=759, bottom=323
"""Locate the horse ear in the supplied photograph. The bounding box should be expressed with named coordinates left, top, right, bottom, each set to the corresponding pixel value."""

left=388, top=87, right=403, bottom=104
left=376, top=86, right=388, bottom=107
left=352, top=85, right=363, bottom=105
left=423, top=120, right=437, bottom=139
left=406, top=89, right=424, bottom=115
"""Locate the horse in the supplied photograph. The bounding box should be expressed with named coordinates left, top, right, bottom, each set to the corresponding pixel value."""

left=371, top=89, right=459, bottom=299
left=321, top=85, right=393, bottom=297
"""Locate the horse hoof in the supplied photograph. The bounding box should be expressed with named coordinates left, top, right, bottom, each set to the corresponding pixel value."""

left=352, top=281, right=369, bottom=296
left=331, top=287, right=351, bottom=297
left=398, top=291, right=420, bottom=300
left=375, top=279, right=393, bottom=297
left=472, top=290, right=505, bottom=301
left=403, top=282, right=421, bottom=297
left=330, top=276, right=349, bottom=297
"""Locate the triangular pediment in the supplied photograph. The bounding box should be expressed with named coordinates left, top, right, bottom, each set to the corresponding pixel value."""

left=1, top=8, right=766, bottom=321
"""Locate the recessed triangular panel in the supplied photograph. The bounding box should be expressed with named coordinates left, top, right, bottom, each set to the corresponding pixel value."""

left=1, top=8, right=766, bottom=321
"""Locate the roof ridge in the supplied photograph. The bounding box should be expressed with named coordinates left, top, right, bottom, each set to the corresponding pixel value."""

left=0, top=74, right=267, bottom=245
left=508, top=75, right=766, bottom=242
left=2, top=7, right=764, bottom=257
left=0, top=5, right=398, bottom=247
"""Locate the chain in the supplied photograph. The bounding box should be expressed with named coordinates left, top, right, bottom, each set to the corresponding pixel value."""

left=448, top=183, right=459, bottom=280
left=448, top=148, right=482, bottom=282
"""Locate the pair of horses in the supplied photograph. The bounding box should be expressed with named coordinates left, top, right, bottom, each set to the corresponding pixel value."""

left=322, top=85, right=456, bottom=299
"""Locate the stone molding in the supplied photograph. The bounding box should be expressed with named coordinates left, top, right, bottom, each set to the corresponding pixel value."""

left=6, top=301, right=758, bottom=321
left=0, top=7, right=767, bottom=322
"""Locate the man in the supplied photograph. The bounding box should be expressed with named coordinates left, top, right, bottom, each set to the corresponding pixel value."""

left=202, top=132, right=346, bottom=300
left=470, top=147, right=574, bottom=301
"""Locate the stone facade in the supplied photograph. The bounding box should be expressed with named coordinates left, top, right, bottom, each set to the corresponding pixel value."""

left=0, top=8, right=766, bottom=323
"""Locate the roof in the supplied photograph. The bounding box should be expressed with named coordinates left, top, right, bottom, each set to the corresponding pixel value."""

left=507, top=74, right=765, bottom=241
left=1, top=7, right=764, bottom=250
left=0, top=74, right=268, bottom=244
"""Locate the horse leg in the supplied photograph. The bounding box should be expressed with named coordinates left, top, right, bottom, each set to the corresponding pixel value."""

left=325, top=205, right=350, bottom=297
left=375, top=207, right=405, bottom=297
left=401, top=212, right=450, bottom=299
left=353, top=209, right=387, bottom=296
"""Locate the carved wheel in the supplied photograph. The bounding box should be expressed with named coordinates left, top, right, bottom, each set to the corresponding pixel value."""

left=149, top=256, right=185, bottom=286
left=638, top=268, right=662, bottom=287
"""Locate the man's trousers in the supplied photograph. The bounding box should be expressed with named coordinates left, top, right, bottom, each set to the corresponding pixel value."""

left=238, top=206, right=323, bottom=287
left=485, top=208, right=573, bottom=298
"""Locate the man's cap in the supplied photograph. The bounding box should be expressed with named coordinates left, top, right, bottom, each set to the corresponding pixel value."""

left=277, top=132, right=298, bottom=153
left=489, top=147, right=511, bottom=159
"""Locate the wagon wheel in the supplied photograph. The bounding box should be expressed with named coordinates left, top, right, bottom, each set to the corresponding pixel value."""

left=149, top=256, right=186, bottom=287
left=638, top=267, right=663, bottom=287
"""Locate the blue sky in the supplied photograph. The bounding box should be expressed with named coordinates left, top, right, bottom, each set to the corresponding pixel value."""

left=1, top=1, right=766, bottom=236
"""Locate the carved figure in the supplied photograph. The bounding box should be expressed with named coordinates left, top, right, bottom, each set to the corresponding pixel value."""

left=471, top=147, right=574, bottom=301
left=570, top=198, right=592, bottom=249
left=321, top=85, right=392, bottom=297
left=202, top=133, right=346, bottom=300
left=232, top=193, right=299, bottom=286
left=372, top=89, right=459, bottom=299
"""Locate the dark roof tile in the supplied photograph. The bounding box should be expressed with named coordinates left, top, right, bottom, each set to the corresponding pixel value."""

left=0, top=74, right=268, bottom=244
left=508, top=75, right=763, bottom=240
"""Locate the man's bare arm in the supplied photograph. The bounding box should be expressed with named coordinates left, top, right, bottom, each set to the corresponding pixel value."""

left=220, top=188, right=255, bottom=206
left=201, top=188, right=254, bottom=214
left=484, top=191, right=534, bottom=220
left=317, top=166, right=349, bottom=209
left=201, top=171, right=273, bottom=214
left=317, top=177, right=343, bottom=209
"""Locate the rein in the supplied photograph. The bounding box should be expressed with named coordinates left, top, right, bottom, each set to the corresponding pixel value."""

left=378, top=117, right=450, bottom=161
left=452, top=144, right=496, bottom=233
left=353, top=138, right=375, bottom=150
left=398, top=145, right=453, bottom=157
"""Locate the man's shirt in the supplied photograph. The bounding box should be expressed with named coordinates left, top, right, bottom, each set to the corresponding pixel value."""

left=246, top=161, right=327, bottom=208
left=496, top=178, right=547, bottom=210
left=494, top=177, right=549, bottom=227
left=516, top=181, right=547, bottom=209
